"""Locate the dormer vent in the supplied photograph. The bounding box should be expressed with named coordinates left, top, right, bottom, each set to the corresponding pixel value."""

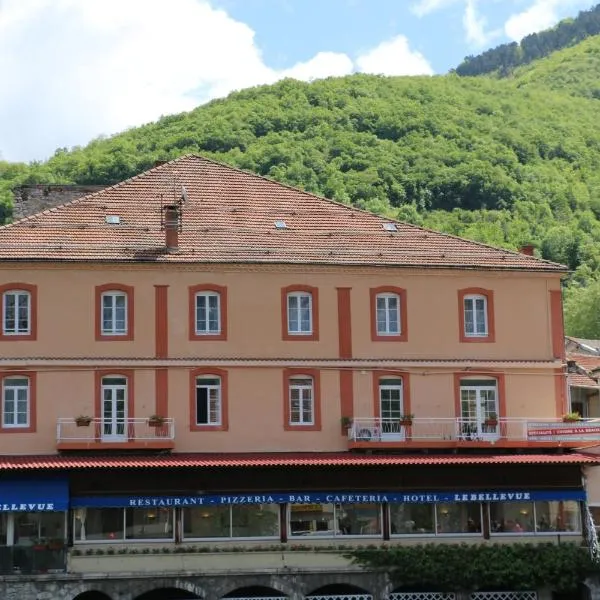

left=274, top=220, right=288, bottom=229
left=382, top=222, right=398, bottom=232
left=105, top=215, right=120, bottom=224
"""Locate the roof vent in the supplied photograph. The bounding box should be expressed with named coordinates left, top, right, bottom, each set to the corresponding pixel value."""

left=105, top=215, right=120, bottom=224
left=382, top=222, right=398, bottom=232
left=274, top=220, right=288, bottom=230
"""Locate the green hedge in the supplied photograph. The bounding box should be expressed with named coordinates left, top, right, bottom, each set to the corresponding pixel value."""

left=346, top=543, right=597, bottom=592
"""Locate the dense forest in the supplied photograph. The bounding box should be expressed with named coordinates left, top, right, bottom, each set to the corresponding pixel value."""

left=2, top=20, right=600, bottom=335
left=455, top=3, right=600, bottom=77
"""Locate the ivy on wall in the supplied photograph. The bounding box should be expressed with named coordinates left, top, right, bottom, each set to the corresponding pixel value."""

left=346, top=543, right=597, bottom=593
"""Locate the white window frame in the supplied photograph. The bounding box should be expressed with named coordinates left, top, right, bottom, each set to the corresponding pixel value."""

left=101, top=291, right=128, bottom=336
left=195, top=292, right=221, bottom=335
left=376, top=293, right=401, bottom=336
left=2, top=376, right=30, bottom=428
left=195, top=376, right=222, bottom=426
left=463, top=294, right=488, bottom=337
left=2, top=291, right=31, bottom=336
left=287, top=292, right=313, bottom=335
left=289, top=376, right=314, bottom=425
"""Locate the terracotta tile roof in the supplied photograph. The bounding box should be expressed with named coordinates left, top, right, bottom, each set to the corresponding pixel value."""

left=0, top=155, right=565, bottom=271
left=567, top=352, right=600, bottom=388
left=0, top=452, right=595, bottom=471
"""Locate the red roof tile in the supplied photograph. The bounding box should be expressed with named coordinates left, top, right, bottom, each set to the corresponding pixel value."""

left=0, top=452, right=595, bottom=471
left=567, top=353, right=600, bottom=388
left=0, top=155, right=565, bottom=271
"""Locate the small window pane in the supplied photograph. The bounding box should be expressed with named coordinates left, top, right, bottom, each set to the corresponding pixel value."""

left=535, top=500, right=580, bottom=533
left=436, top=503, right=481, bottom=534
left=196, top=377, right=221, bottom=425
left=195, top=292, right=221, bottom=334
left=337, top=503, right=381, bottom=536
left=125, top=507, right=173, bottom=539
left=101, top=292, right=127, bottom=335
left=3, top=291, right=30, bottom=335
left=183, top=506, right=231, bottom=538
left=287, top=293, right=312, bottom=334
left=390, top=503, right=435, bottom=535
left=74, top=507, right=123, bottom=542
left=490, top=502, right=535, bottom=533
left=14, top=512, right=65, bottom=545
left=289, top=503, right=335, bottom=537
left=231, top=504, right=280, bottom=538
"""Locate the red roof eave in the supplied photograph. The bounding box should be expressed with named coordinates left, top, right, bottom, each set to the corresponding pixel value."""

left=0, top=452, right=596, bottom=471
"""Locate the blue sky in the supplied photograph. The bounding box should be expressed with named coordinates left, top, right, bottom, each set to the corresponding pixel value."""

left=0, top=0, right=597, bottom=162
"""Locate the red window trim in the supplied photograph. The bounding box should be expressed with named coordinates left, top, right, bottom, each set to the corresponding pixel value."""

left=188, top=284, right=228, bottom=341
left=372, top=371, right=412, bottom=417
left=189, top=367, right=229, bottom=432
left=0, top=371, right=37, bottom=433
left=95, top=284, right=134, bottom=342
left=0, top=283, right=38, bottom=342
left=370, top=286, right=408, bottom=342
left=458, top=287, right=495, bottom=343
left=281, top=285, right=319, bottom=341
left=283, top=368, right=322, bottom=431
left=453, top=372, right=506, bottom=419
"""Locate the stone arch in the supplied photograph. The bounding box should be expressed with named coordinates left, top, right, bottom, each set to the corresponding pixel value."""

left=131, top=580, right=205, bottom=600
left=72, top=591, right=114, bottom=600
left=305, top=583, right=373, bottom=598
left=217, top=577, right=294, bottom=599
left=222, top=585, right=289, bottom=599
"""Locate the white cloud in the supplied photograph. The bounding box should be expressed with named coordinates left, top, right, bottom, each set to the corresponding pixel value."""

left=0, top=0, right=433, bottom=162
left=504, top=0, right=593, bottom=42
left=463, top=0, right=489, bottom=46
left=355, top=36, right=434, bottom=76
left=410, top=0, right=459, bottom=18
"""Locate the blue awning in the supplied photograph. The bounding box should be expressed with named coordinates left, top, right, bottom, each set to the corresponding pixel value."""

left=0, top=477, right=68, bottom=511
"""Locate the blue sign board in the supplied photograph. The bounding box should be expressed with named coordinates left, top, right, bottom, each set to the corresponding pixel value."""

left=0, top=477, right=69, bottom=512
left=71, top=489, right=586, bottom=508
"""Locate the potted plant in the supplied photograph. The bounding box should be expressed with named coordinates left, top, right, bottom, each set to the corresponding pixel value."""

left=484, top=412, right=498, bottom=427
left=399, top=413, right=414, bottom=426
left=562, top=411, right=582, bottom=422
left=74, top=415, right=93, bottom=427
left=340, top=416, right=353, bottom=430
left=147, top=414, right=166, bottom=427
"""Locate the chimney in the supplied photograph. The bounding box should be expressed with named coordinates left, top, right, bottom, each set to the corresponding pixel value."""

left=520, top=244, right=535, bottom=256
left=163, top=205, right=179, bottom=252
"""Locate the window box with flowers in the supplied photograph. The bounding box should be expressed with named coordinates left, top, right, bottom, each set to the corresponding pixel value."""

left=399, top=414, right=414, bottom=427
left=74, top=415, right=93, bottom=427
left=562, top=412, right=582, bottom=423
left=147, top=415, right=166, bottom=427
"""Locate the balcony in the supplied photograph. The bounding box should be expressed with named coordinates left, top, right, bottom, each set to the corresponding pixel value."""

left=56, top=418, right=175, bottom=451
left=348, top=417, right=600, bottom=449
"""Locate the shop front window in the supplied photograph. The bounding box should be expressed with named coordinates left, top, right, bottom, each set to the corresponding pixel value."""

left=490, top=502, right=535, bottom=533
left=390, top=504, right=435, bottom=535
left=125, top=508, right=173, bottom=540
left=14, top=512, right=65, bottom=545
left=0, top=513, right=7, bottom=545
left=534, top=501, right=580, bottom=533
left=74, top=508, right=124, bottom=542
left=289, top=503, right=381, bottom=537
left=436, top=503, right=482, bottom=534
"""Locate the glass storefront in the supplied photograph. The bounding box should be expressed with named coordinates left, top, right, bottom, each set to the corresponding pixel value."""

left=289, top=503, right=381, bottom=537
left=490, top=501, right=581, bottom=535
left=183, top=504, right=280, bottom=539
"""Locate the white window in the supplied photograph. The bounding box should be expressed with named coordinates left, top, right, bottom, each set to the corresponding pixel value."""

left=289, top=377, right=314, bottom=425
left=2, top=377, right=30, bottom=428
left=195, top=292, right=221, bottom=335
left=463, top=294, right=488, bottom=337
left=2, top=291, right=31, bottom=335
left=196, top=377, right=221, bottom=425
left=101, top=292, right=127, bottom=335
left=287, top=292, right=312, bottom=335
left=376, top=293, right=400, bottom=335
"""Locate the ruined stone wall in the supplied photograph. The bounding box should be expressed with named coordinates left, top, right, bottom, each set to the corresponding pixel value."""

left=11, top=184, right=107, bottom=221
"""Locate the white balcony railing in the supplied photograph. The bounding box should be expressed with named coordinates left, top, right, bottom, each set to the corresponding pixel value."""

left=348, top=417, right=600, bottom=443
left=57, top=417, right=175, bottom=444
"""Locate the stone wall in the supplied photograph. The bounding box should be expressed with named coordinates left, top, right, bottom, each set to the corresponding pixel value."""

left=11, top=184, right=107, bottom=221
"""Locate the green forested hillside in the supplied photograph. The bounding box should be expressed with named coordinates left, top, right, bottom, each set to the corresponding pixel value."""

left=2, top=36, right=600, bottom=335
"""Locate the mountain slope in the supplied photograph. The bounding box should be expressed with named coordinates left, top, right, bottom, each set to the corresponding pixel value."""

left=1, top=43, right=600, bottom=333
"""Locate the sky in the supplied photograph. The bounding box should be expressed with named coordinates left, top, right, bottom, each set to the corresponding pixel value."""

left=0, top=0, right=597, bottom=163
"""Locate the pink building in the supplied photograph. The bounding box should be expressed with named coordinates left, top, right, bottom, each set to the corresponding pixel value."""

left=0, top=156, right=596, bottom=600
